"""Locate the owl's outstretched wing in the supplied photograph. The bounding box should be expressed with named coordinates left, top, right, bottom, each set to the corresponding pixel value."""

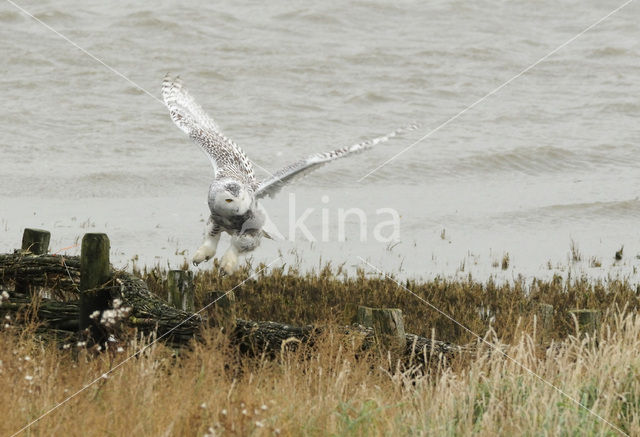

left=162, top=74, right=256, bottom=185
left=255, top=123, right=419, bottom=199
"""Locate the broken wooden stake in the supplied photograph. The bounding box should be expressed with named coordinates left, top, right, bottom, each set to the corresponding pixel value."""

left=167, top=270, right=194, bottom=312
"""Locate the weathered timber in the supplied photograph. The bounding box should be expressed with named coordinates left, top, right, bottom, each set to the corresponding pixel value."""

left=371, top=308, right=405, bottom=350
left=356, top=306, right=374, bottom=327
left=79, top=234, right=111, bottom=342
left=109, top=271, right=201, bottom=345
left=0, top=253, right=80, bottom=304
left=0, top=288, right=460, bottom=363
left=21, top=228, right=51, bottom=255
left=234, top=319, right=460, bottom=364
left=569, top=309, right=601, bottom=337
left=0, top=252, right=462, bottom=361
left=0, top=293, right=80, bottom=331
left=167, top=270, right=194, bottom=312
left=16, top=228, right=51, bottom=295
left=536, top=303, right=554, bottom=344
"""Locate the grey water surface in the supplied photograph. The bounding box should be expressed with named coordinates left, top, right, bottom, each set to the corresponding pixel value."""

left=1, top=0, right=639, bottom=282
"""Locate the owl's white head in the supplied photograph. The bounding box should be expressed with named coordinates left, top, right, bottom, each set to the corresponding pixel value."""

left=208, top=179, right=253, bottom=217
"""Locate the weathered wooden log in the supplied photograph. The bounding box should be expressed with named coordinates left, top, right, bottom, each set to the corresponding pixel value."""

left=0, top=252, right=462, bottom=361
left=167, top=270, right=194, bottom=312
left=1, top=252, right=201, bottom=345
left=109, top=271, right=202, bottom=345
left=0, top=253, right=81, bottom=295
left=233, top=319, right=460, bottom=364
left=0, top=293, right=80, bottom=331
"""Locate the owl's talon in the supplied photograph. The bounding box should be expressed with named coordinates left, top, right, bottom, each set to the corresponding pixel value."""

left=193, top=245, right=216, bottom=265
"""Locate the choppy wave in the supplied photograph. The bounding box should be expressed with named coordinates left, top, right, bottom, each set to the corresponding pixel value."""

left=491, top=199, right=640, bottom=227
left=1, top=0, right=639, bottom=278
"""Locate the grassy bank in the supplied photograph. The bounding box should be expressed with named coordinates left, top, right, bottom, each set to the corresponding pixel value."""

left=143, top=261, right=639, bottom=345
left=1, top=263, right=639, bottom=435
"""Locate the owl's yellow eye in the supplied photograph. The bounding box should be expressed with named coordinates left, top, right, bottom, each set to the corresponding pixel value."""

left=225, top=199, right=233, bottom=203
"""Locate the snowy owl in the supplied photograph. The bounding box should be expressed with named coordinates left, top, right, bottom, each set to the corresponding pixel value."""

left=162, top=74, right=417, bottom=274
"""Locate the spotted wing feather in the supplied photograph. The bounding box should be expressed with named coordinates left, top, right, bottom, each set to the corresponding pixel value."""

left=162, top=74, right=256, bottom=186
left=255, top=123, right=419, bottom=199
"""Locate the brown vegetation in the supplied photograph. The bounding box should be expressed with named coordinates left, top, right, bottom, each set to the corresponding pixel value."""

left=1, top=262, right=639, bottom=436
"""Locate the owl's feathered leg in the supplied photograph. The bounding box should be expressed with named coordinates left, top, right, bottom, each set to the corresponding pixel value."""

left=220, top=232, right=262, bottom=275
left=193, top=216, right=221, bottom=266
left=220, top=244, right=240, bottom=275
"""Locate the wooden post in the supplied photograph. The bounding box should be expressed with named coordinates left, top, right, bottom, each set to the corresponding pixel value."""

left=343, top=302, right=358, bottom=324
left=21, top=228, right=51, bottom=255
left=79, top=233, right=111, bottom=342
left=356, top=306, right=374, bottom=327
left=16, top=228, right=51, bottom=294
left=167, top=270, right=194, bottom=312
left=536, top=303, right=554, bottom=344
left=569, top=309, right=601, bottom=337
left=372, top=308, right=406, bottom=350
left=206, top=291, right=236, bottom=333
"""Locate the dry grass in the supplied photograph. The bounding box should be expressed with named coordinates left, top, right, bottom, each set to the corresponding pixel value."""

left=141, top=262, right=640, bottom=346
left=1, top=311, right=639, bottom=436
left=1, top=264, right=640, bottom=436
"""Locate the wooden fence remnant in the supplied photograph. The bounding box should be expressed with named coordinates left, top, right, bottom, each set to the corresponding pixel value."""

left=79, top=233, right=111, bottom=342
left=16, top=228, right=51, bottom=294
left=569, top=309, right=601, bottom=337
left=0, top=249, right=462, bottom=361
left=536, top=303, right=554, bottom=344
left=21, top=228, right=51, bottom=255
left=356, top=305, right=374, bottom=327
left=371, top=308, right=406, bottom=350
left=167, top=270, right=194, bottom=312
